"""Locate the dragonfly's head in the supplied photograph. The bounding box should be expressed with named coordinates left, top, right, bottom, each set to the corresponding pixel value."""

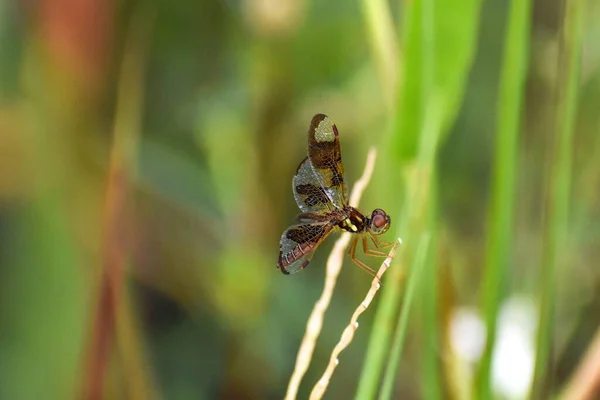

left=368, top=208, right=391, bottom=235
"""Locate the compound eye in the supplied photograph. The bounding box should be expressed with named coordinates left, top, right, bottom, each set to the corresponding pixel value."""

left=372, top=208, right=385, bottom=217
left=372, top=214, right=387, bottom=229
left=370, top=209, right=390, bottom=234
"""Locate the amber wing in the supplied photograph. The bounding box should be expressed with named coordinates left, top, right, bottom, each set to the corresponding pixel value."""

left=306, top=114, right=348, bottom=208
left=277, top=221, right=334, bottom=274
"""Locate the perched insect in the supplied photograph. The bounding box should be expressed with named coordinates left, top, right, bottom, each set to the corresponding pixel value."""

left=277, top=114, right=393, bottom=276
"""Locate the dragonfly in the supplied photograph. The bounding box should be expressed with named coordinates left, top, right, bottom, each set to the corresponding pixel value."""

left=276, top=114, right=393, bottom=276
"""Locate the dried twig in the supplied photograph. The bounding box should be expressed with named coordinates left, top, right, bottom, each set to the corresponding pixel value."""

left=284, top=148, right=378, bottom=400
left=81, top=12, right=153, bottom=400
left=561, top=327, right=600, bottom=400
left=309, top=240, right=400, bottom=400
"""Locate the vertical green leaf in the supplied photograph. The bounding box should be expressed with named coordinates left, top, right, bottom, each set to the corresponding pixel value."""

left=360, top=0, right=398, bottom=109
left=420, top=185, right=441, bottom=400
left=476, top=0, right=531, bottom=398
left=357, top=0, right=482, bottom=397
left=392, top=0, right=483, bottom=163
left=357, top=0, right=480, bottom=399
left=379, top=232, right=432, bottom=400
left=532, top=0, right=586, bottom=397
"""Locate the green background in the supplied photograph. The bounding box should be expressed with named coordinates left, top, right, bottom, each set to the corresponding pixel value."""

left=0, top=0, right=598, bottom=399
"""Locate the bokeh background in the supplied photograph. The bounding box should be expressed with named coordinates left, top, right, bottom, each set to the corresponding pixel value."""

left=0, top=0, right=599, bottom=399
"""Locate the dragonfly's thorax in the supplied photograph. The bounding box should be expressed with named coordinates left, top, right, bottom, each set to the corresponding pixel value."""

left=337, top=206, right=367, bottom=233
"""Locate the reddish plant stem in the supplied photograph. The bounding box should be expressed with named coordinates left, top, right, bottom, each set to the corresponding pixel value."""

left=82, top=166, right=129, bottom=400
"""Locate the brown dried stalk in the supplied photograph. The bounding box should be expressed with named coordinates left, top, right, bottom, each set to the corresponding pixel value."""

left=561, top=327, right=600, bottom=400
left=309, top=240, right=399, bottom=400
left=284, top=148, right=378, bottom=400
left=81, top=13, right=153, bottom=400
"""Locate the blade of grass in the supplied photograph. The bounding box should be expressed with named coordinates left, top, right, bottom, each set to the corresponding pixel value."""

left=359, top=0, right=398, bottom=110
left=420, top=183, right=441, bottom=400
left=357, top=0, right=435, bottom=395
left=354, top=230, right=407, bottom=399
left=531, top=0, right=586, bottom=397
left=379, top=232, right=432, bottom=399
left=376, top=103, right=444, bottom=399
left=367, top=0, right=442, bottom=396
left=475, top=0, right=531, bottom=397
left=357, top=0, right=483, bottom=395
left=391, top=0, right=483, bottom=163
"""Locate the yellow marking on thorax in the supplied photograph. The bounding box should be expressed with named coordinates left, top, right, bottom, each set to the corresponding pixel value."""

left=343, top=218, right=358, bottom=232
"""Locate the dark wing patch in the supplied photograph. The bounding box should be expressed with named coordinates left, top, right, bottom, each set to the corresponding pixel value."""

left=307, top=114, right=348, bottom=208
left=293, top=156, right=335, bottom=213
left=277, top=222, right=333, bottom=274
left=296, top=184, right=329, bottom=207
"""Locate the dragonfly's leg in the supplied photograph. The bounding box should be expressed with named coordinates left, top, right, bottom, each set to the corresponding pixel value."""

left=349, top=237, right=379, bottom=279
left=362, top=234, right=390, bottom=257
left=370, top=233, right=396, bottom=249
left=347, top=236, right=358, bottom=258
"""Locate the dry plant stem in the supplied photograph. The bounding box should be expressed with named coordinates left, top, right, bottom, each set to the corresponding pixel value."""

left=309, top=241, right=400, bottom=400
left=81, top=14, right=150, bottom=400
left=284, top=148, right=377, bottom=400
left=561, top=327, right=600, bottom=400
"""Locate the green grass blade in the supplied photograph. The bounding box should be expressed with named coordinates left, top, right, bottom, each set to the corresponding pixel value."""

left=531, top=0, right=586, bottom=397
left=475, top=0, right=532, bottom=398
left=420, top=185, right=441, bottom=400
left=379, top=232, right=432, bottom=399
left=359, top=0, right=398, bottom=109
left=355, top=3, right=424, bottom=397
left=356, top=0, right=432, bottom=396
left=378, top=0, right=438, bottom=393
left=391, top=0, right=483, bottom=163
left=357, top=0, right=482, bottom=396
left=354, top=223, right=406, bottom=400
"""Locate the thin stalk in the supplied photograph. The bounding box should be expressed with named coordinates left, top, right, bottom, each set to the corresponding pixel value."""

left=476, top=0, right=531, bottom=397
left=309, top=240, right=400, bottom=400
left=531, top=0, right=585, bottom=397
left=360, top=0, right=398, bottom=109
left=357, top=0, right=483, bottom=393
left=420, top=183, right=441, bottom=400
left=367, top=0, right=438, bottom=397
left=379, top=232, right=432, bottom=399
left=81, top=12, right=152, bottom=400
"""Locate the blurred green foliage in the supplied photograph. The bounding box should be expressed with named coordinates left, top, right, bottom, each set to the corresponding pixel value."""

left=0, top=0, right=599, bottom=399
